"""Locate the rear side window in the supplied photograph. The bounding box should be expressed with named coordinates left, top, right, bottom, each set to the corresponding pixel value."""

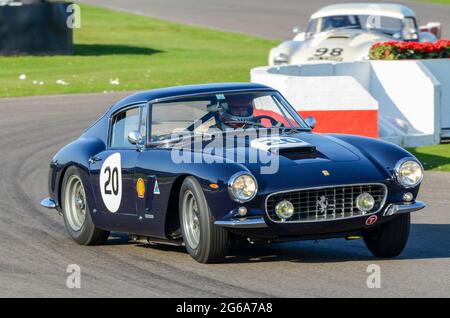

left=110, top=107, right=140, bottom=148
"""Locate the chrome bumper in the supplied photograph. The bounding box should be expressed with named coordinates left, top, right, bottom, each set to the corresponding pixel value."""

left=383, top=201, right=426, bottom=216
left=215, top=217, right=267, bottom=229
left=215, top=201, right=426, bottom=229
left=40, top=197, right=57, bottom=209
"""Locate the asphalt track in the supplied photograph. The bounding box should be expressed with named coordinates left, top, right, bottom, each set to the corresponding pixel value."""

left=0, top=93, right=449, bottom=297
left=78, top=0, right=450, bottom=39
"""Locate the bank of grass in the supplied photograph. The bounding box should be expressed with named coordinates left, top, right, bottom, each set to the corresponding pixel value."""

left=407, top=144, right=450, bottom=171
left=419, top=0, right=450, bottom=4
left=0, top=4, right=277, bottom=97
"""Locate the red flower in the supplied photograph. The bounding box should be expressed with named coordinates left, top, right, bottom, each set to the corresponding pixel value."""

left=369, top=38, right=450, bottom=60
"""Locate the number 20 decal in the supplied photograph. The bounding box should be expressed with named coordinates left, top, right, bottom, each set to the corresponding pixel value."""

left=100, top=153, right=122, bottom=213
left=104, top=167, right=119, bottom=196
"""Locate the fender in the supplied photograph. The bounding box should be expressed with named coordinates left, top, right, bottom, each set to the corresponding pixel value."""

left=269, top=40, right=303, bottom=65
left=329, top=134, right=421, bottom=200
left=48, top=137, right=106, bottom=213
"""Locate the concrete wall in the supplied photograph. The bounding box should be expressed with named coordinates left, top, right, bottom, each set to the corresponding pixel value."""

left=251, top=59, right=450, bottom=146
left=252, top=68, right=378, bottom=137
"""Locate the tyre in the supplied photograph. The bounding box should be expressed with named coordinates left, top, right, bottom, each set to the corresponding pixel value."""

left=363, top=213, right=410, bottom=258
left=61, top=166, right=109, bottom=245
left=179, top=177, right=229, bottom=263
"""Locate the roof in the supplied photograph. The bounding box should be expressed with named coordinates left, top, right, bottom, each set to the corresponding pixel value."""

left=310, top=3, right=416, bottom=20
left=112, top=82, right=274, bottom=111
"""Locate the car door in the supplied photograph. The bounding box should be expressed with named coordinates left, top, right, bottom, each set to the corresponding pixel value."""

left=89, top=104, right=147, bottom=228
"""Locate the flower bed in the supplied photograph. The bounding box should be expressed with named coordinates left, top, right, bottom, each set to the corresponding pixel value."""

left=369, top=39, right=450, bottom=60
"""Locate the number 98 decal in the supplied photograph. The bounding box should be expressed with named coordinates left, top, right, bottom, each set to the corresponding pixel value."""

left=314, top=47, right=343, bottom=56
left=100, top=153, right=122, bottom=213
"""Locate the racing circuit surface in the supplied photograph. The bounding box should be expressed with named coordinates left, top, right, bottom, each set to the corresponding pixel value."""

left=78, top=0, right=450, bottom=39
left=0, top=94, right=449, bottom=297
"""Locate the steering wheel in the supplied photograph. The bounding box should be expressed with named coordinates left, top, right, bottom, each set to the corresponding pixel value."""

left=254, top=115, right=283, bottom=127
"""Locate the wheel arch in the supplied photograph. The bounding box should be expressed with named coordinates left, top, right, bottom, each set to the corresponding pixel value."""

left=164, top=174, right=190, bottom=238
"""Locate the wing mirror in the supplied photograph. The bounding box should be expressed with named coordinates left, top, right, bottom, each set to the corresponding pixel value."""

left=128, top=130, right=144, bottom=148
left=292, top=26, right=302, bottom=34
left=305, top=116, right=316, bottom=129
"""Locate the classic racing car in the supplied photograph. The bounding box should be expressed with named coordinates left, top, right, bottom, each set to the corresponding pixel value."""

left=269, top=3, right=442, bottom=65
left=41, top=83, right=425, bottom=263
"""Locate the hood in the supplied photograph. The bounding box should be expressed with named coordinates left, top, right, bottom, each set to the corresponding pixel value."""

left=290, top=29, right=393, bottom=64
left=164, top=131, right=386, bottom=191
left=167, top=131, right=360, bottom=167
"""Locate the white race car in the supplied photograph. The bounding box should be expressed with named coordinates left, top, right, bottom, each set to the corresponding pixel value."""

left=269, top=3, right=442, bottom=65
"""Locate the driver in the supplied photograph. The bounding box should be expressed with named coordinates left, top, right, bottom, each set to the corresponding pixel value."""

left=323, top=15, right=359, bottom=30
left=216, top=94, right=255, bottom=130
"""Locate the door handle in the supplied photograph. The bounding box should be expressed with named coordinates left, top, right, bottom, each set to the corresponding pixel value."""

left=88, top=156, right=102, bottom=164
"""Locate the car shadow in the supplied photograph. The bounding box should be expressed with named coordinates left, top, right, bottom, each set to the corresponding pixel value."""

left=120, top=224, right=450, bottom=263
left=106, top=232, right=133, bottom=245
left=74, top=44, right=163, bottom=56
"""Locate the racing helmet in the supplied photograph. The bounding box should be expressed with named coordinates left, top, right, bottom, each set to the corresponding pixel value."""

left=219, top=94, right=254, bottom=125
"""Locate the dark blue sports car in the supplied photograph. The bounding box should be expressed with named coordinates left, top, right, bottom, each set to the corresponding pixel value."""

left=41, top=83, right=425, bottom=263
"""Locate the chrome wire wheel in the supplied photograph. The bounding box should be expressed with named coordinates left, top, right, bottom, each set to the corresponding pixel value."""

left=64, top=175, right=87, bottom=232
left=182, top=190, right=201, bottom=249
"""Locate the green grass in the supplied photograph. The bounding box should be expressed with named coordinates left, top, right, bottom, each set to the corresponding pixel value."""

left=407, top=144, right=450, bottom=171
left=0, top=4, right=277, bottom=97
left=418, top=0, right=450, bottom=4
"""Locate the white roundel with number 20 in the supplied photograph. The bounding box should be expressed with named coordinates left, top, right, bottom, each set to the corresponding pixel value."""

left=100, top=153, right=122, bottom=213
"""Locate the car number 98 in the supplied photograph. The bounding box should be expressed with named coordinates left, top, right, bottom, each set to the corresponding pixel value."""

left=220, top=302, right=272, bottom=313
left=314, top=47, right=343, bottom=56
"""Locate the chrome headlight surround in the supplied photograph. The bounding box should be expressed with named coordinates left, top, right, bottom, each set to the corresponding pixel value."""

left=228, top=172, right=258, bottom=203
left=394, top=158, right=424, bottom=188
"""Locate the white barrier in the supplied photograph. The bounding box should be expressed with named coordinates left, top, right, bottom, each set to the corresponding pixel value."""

left=251, top=59, right=450, bottom=146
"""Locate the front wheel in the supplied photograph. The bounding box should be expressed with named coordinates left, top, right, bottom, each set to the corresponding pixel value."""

left=61, top=166, right=110, bottom=245
left=363, top=213, right=410, bottom=258
left=179, top=177, right=229, bottom=263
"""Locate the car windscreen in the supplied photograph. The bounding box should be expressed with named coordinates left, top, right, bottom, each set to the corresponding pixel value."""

left=149, top=91, right=308, bottom=142
left=306, top=15, right=403, bottom=36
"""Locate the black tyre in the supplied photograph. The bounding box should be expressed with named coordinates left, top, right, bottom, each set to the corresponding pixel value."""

left=179, top=177, right=229, bottom=263
left=363, top=213, right=410, bottom=258
left=61, top=166, right=109, bottom=245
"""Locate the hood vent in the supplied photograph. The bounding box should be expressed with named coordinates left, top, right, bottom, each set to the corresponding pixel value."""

left=278, top=144, right=316, bottom=155
left=278, top=145, right=326, bottom=160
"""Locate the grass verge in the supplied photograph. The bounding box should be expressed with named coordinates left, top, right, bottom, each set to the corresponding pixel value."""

left=407, top=144, right=450, bottom=171
left=418, top=0, right=450, bottom=5
left=0, top=4, right=276, bottom=97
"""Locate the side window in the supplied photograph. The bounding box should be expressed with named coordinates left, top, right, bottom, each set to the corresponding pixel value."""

left=111, top=107, right=140, bottom=148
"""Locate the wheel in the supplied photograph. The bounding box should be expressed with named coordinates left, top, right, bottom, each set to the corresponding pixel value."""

left=179, top=177, right=229, bottom=263
left=61, top=166, right=109, bottom=245
left=363, top=213, right=410, bottom=258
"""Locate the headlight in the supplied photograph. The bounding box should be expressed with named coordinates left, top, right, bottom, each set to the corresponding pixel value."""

left=356, top=192, right=375, bottom=213
left=228, top=173, right=258, bottom=203
left=395, top=159, right=424, bottom=188
left=273, top=53, right=289, bottom=65
left=275, top=200, right=294, bottom=220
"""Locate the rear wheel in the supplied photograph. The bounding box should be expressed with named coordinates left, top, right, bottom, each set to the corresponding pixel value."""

left=61, top=166, right=109, bottom=245
left=179, top=177, right=228, bottom=263
left=363, top=213, right=410, bottom=258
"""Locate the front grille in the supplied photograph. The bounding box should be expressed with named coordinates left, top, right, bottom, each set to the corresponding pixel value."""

left=266, top=184, right=387, bottom=223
